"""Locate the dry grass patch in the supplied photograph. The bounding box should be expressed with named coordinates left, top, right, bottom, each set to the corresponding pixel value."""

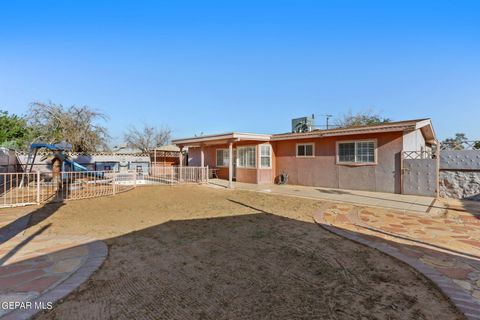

left=25, top=185, right=463, bottom=320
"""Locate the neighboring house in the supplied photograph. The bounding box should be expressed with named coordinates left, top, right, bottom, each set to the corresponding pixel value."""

left=0, top=148, right=19, bottom=173
left=172, top=119, right=437, bottom=194
left=15, top=152, right=151, bottom=173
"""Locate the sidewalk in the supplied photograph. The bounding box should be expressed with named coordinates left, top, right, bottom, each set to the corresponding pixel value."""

left=313, top=204, right=480, bottom=319
left=208, top=179, right=444, bottom=214
left=0, top=209, right=107, bottom=320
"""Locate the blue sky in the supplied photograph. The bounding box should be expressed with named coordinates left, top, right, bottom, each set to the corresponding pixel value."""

left=1, top=0, right=479, bottom=145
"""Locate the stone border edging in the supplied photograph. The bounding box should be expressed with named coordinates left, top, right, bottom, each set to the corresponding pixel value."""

left=313, top=211, right=480, bottom=320
left=1, top=240, right=108, bottom=320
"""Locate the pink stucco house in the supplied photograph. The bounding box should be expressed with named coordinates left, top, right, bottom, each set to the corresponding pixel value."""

left=172, top=119, right=437, bottom=194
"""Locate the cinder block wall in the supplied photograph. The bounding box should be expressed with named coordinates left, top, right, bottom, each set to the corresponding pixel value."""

left=440, top=150, right=480, bottom=200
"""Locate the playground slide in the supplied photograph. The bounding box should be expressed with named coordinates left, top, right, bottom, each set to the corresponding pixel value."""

left=58, top=155, right=104, bottom=178
left=26, top=142, right=103, bottom=178
left=63, top=157, right=90, bottom=171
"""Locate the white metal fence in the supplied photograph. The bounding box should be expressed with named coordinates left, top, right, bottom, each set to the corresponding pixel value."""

left=61, top=171, right=137, bottom=201
left=150, top=165, right=208, bottom=184
left=0, top=166, right=208, bottom=208
left=0, top=172, right=39, bottom=207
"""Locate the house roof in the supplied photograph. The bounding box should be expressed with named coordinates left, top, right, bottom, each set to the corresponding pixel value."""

left=172, top=132, right=271, bottom=146
left=150, top=144, right=181, bottom=152
left=172, top=118, right=437, bottom=146
left=272, top=118, right=436, bottom=143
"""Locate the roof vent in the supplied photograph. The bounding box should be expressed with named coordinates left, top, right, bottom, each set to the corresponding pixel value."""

left=292, top=115, right=315, bottom=133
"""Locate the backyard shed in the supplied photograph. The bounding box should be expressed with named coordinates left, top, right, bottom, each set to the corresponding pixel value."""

left=150, top=145, right=182, bottom=166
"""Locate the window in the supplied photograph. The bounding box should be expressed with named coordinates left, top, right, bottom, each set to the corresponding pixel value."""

left=216, top=149, right=229, bottom=167
left=296, top=143, right=314, bottom=157
left=259, top=145, right=271, bottom=168
left=237, top=146, right=256, bottom=168
left=356, top=141, right=375, bottom=163
left=338, top=143, right=355, bottom=162
left=337, top=141, right=376, bottom=164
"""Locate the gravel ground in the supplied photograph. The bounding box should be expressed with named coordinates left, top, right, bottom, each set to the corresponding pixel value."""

left=23, top=185, right=464, bottom=320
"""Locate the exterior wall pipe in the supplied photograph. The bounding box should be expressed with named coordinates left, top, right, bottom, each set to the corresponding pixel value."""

left=228, top=141, right=233, bottom=188
left=36, top=170, right=41, bottom=204
left=435, top=140, right=440, bottom=198
left=201, top=144, right=205, bottom=182
left=179, top=146, right=183, bottom=182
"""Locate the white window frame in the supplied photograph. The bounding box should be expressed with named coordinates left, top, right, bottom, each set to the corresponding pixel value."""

left=259, top=144, right=272, bottom=169
left=216, top=148, right=229, bottom=167
left=296, top=143, right=315, bottom=158
left=336, top=139, right=377, bottom=165
left=237, top=145, right=257, bottom=169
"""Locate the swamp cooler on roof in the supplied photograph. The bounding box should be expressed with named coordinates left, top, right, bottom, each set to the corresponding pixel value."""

left=291, top=115, right=315, bottom=133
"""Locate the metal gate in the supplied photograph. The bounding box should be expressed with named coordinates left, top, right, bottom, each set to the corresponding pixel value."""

left=402, top=151, right=437, bottom=197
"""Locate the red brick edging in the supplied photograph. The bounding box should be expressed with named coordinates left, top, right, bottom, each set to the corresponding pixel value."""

left=313, top=211, right=480, bottom=320
left=1, top=241, right=108, bottom=320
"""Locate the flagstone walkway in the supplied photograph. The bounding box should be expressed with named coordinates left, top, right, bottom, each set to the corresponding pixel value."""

left=314, top=202, right=480, bottom=320
left=0, top=208, right=107, bottom=320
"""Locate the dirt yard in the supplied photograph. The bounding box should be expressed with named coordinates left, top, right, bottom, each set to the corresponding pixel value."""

left=21, top=185, right=463, bottom=320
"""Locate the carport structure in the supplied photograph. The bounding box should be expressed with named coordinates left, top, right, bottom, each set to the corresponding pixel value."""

left=173, top=132, right=272, bottom=188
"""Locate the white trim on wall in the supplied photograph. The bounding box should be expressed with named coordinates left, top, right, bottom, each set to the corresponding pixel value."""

left=236, top=145, right=257, bottom=169
left=336, top=139, right=378, bottom=165
left=258, top=144, right=272, bottom=169
left=215, top=148, right=229, bottom=167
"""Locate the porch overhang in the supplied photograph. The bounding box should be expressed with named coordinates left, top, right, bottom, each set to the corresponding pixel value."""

left=172, top=132, right=271, bottom=148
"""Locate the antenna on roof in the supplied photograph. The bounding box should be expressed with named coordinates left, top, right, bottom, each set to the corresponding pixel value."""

left=320, top=114, right=333, bottom=129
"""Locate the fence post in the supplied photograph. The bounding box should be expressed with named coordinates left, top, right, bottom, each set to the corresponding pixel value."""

left=400, top=151, right=404, bottom=194
left=134, top=171, right=137, bottom=187
left=112, top=171, right=116, bottom=195
left=36, top=171, right=41, bottom=204
left=206, top=165, right=209, bottom=184
left=435, top=143, right=440, bottom=198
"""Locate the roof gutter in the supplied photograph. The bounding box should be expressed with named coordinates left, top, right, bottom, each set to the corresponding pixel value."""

left=270, top=126, right=415, bottom=141
left=172, top=132, right=271, bottom=146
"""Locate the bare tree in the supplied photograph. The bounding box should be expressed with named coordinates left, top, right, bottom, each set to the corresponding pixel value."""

left=123, top=124, right=171, bottom=152
left=335, top=109, right=391, bottom=128
left=27, top=101, right=110, bottom=152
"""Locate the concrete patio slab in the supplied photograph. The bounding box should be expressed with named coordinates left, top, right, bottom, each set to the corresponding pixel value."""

left=208, top=179, right=444, bottom=214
